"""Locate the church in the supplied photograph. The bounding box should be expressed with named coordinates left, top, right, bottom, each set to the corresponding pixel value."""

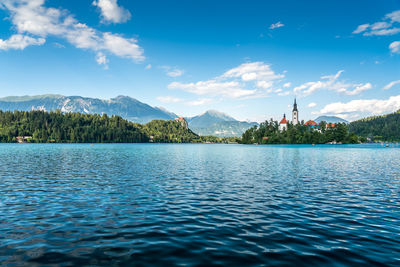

left=279, top=99, right=299, bottom=131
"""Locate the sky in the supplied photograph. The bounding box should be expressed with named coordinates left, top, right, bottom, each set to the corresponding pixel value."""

left=0, top=0, right=399, bottom=122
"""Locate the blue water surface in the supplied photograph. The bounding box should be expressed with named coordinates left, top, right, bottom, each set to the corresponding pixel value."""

left=0, top=143, right=399, bottom=266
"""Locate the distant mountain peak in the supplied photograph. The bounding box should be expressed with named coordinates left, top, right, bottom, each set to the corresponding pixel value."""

left=112, top=95, right=139, bottom=102
left=198, top=109, right=237, bottom=121
left=187, top=109, right=238, bottom=130
left=314, top=115, right=348, bottom=124
left=204, top=109, right=222, bottom=114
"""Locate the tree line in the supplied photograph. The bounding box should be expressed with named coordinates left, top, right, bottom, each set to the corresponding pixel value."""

left=0, top=110, right=239, bottom=143
left=0, top=110, right=148, bottom=143
left=7, top=109, right=396, bottom=144
left=240, top=120, right=359, bottom=144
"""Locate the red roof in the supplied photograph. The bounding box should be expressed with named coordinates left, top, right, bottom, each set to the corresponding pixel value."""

left=280, top=117, right=288, bottom=124
left=305, top=120, right=318, bottom=126
left=326, top=123, right=335, bottom=128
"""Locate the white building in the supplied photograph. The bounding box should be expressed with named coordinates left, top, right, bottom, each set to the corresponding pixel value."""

left=279, top=99, right=299, bottom=131
left=279, top=114, right=288, bottom=131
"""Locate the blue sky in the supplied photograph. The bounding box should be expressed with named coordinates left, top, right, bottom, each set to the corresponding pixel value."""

left=0, top=0, right=399, bottom=122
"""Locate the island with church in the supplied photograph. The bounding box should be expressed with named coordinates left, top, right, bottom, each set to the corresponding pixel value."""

left=240, top=99, right=360, bottom=145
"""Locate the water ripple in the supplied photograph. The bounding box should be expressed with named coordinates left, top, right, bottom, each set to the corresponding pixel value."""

left=0, top=144, right=399, bottom=266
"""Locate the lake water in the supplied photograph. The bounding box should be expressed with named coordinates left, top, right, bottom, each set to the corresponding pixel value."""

left=0, top=143, right=399, bottom=266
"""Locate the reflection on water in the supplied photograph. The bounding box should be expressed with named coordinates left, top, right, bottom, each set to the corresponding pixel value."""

left=0, top=144, right=399, bottom=266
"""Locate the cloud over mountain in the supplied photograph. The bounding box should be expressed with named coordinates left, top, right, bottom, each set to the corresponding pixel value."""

left=316, top=95, right=400, bottom=120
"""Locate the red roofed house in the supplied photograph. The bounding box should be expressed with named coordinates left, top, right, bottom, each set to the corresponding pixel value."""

left=305, top=120, right=318, bottom=126
left=279, top=114, right=288, bottom=131
left=305, top=120, right=320, bottom=131
left=326, top=123, right=335, bottom=128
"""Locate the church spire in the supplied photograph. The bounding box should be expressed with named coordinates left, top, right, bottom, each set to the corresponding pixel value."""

left=292, top=98, right=299, bottom=125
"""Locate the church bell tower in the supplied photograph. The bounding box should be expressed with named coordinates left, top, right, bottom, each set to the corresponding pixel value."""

left=292, top=98, right=299, bottom=125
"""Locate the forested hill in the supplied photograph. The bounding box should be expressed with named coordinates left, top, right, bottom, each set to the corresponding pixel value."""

left=0, top=110, right=200, bottom=143
left=143, top=120, right=200, bottom=143
left=348, top=110, right=400, bottom=141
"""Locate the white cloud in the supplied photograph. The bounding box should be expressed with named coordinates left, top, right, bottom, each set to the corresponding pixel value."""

left=386, top=10, right=400, bottom=23
left=145, top=64, right=152, bottom=70
left=222, top=62, right=284, bottom=82
left=278, top=91, right=289, bottom=96
left=293, top=70, right=372, bottom=96
left=167, top=69, right=184, bottom=77
left=103, top=32, right=144, bottom=61
left=308, top=102, right=317, bottom=108
left=0, top=34, right=45, bottom=50
left=169, top=80, right=256, bottom=98
left=92, top=0, right=131, bottom=24
left=168, top=62, right=284, bottom=99
left=256, top=80, right=273, bottom=89
left=53, top=42, right=65, bottom=48
left=156, top=96, right=183, bottom=103
left=1, top=0, right=144, bottom=63
left=383, top=80, right=400, bottom=90
left=364, top=28, right=400, bottom=36
left=187, top=98, right=213, bottom=106
left=161, top=66, right=184, bottom=77
left=283, top=82, right=291, bottom=88
left=337, top=83, right=372, bottom=96
left=269, top=21, right=284, bottom=30
left=371, top=21, right=391, bottom=30
left=353, top=10, right=400, bottom=36
left=95, top=52, right=108, bottom=69
left=65, top=22, right=100, bottom=50
left=353, top=24, right=370, bottom=34
left=317, top=95, right=400, bottom=120
left=389, top=41, right=400, bottom=53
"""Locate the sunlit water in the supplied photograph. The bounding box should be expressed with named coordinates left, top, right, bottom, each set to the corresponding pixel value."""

left=0, top=143, right=399, bottom=266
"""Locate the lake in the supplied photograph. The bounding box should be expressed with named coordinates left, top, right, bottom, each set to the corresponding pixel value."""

left=0, top=143, right=399, bottom=266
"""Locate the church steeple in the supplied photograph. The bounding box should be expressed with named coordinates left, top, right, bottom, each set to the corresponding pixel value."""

left=293, top=98, right=298, bottom=112
left=292, top=98, right=299, bottom=125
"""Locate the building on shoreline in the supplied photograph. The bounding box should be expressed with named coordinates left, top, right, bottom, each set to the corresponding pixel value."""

left=16, top=136, right=32, bottom=143
left=174, top=117, right=188, bottom=129
left=279, top=114, right=288, bottom=131
left=279, top=99, right=299, bottom=131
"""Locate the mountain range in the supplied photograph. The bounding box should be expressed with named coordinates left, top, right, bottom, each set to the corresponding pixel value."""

left=0, top=95, right=176, bottom=124
left=0, top=95, right=257, bottom=137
